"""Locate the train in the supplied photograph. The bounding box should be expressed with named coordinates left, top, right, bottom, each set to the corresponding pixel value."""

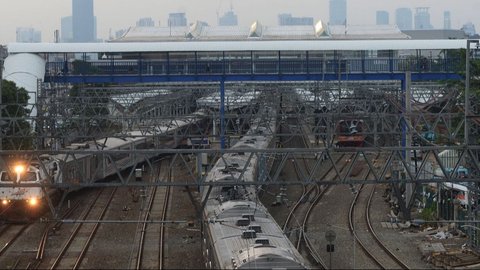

left=202, top=106, right=308, bottom=269
left=0, top=111, right=207, bottom=211
left=335, top=119, right=366, bottom=147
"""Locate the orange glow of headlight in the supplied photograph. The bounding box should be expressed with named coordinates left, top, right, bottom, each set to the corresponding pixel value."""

left=28, top=197, right=38, bottom=206
left=2, top=199, right=8, bottom=205
left=14, top=164, right=25, bottom=174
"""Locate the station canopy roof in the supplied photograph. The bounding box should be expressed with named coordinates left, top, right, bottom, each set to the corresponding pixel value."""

left=111, top=20, right=410, bottom=42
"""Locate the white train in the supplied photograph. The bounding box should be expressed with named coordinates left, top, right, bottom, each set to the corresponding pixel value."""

left=0, top=111, right=207, bottom=209
left=202, top=106, right=308, bottom=269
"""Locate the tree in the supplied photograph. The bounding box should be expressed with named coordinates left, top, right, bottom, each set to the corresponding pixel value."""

left=1, top=80, right=32, bottom=150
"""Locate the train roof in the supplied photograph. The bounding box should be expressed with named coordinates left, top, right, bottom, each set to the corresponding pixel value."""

left=196, top=90, right=259, bottom=111
left=207, top=201, right=307, bottom=269
left=202, top=106, right=307, bottom=268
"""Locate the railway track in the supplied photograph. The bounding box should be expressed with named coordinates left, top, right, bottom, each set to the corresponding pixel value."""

left=349, top=159, right=411, bottom=270
left=42, top=187, right=117, bottom=269
left=281, top=122, right=356, bottom=269
left=0, top=224, right=30, bottom=258
left=130, top=158, right=171, bottom=269
left=21, top=202, right=82, bottom=269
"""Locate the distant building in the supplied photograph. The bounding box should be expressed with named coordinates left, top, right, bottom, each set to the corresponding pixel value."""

left=395, top=8, right=412, bottom=30
left=444, top=11, right=451, bottom=30
left=196, top=21, right=209, bottom=27
left=461, top=22, right=477, bottom=37
left=219, top=10, right=238, bottom=26
left=137, top=17, right=155, bottom=27
left=376, top=11, right=389, bottom=25
left=414, top=7, right=433, bottom=30
left=72, top=0, right=96, bottom=42
left=329, top=0, right=347, bottom=26
left=61, top=16, right=73, bottom=42
left=278, top=13, right=314, bottom=26
left=16, top=27, right=41, bottom=43
left=115, top=29, right=127, bottom=39
left=168, top=13, right=187, bottom=27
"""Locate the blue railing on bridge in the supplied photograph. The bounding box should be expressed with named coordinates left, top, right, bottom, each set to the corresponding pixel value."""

left=46, top=56, right=463, bottom=83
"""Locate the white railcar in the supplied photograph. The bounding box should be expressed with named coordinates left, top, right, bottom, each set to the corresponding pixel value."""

left=202, top=106, right=308, bottom=269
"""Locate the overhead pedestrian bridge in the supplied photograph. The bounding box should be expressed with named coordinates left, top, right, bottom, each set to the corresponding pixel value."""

left=4, top=39, right=470, bottom=85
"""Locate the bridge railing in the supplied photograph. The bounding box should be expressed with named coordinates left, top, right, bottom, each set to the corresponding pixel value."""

left=46, top=57, right=462, bottom=77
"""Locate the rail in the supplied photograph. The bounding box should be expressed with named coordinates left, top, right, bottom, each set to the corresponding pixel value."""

left=348, top=153, right=410, bottom=269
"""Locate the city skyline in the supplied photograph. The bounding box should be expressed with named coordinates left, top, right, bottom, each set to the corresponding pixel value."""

left=0, top=0, right=479, bottom=43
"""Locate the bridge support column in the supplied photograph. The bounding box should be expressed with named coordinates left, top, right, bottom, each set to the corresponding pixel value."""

left=220, top=80, right=226, bottom=149
left=404, top=72, right=414, bottom=209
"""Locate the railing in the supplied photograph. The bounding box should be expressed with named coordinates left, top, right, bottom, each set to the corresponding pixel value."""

left=46, top=57, right=463, bottom=77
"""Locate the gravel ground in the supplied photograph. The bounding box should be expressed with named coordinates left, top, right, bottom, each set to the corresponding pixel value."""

left=369, top=184, right=433, bottom=269
left=307, top=182, right=440, bottom=269
left=81, top=186, right=143, bottom=268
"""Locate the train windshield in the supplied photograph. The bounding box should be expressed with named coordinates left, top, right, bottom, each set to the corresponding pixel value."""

left=0, top=171, right=38, bottom=183
left=0, top=172, right=14, bottom=182
left=20, top=172, right=38, bottom=182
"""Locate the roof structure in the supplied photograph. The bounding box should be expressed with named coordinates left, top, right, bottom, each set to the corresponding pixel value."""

left=329, top=24, right=411, bottom=39
left=402, top=29, right=468, bottom=40
left=111, top=21, right=409, bottom=42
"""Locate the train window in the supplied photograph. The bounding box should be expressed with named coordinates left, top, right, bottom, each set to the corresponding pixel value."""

left=20, top=172, right=38, bottom=182
left=0, top=172, right=13, bottom=182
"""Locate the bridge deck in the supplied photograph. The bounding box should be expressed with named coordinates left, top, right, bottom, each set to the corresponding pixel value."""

left=46, top=57, right=462, bottom=83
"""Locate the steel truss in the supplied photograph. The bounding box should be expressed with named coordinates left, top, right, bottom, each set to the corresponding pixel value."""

left=1, top=81, right=479, bottom=231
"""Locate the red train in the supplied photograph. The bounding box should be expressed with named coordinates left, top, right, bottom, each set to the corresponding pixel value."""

left=335, top=119, right=366, bottom=147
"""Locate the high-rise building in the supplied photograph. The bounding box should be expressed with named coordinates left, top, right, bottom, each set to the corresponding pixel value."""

left=61, top=16, right=73, bottom=42
left=462, top=22, right=477, bottom=37
left=72, top=0, right=96, bottom=42
left=278, top=13, right=314, bottom=26
left=376, top=11, right=389, bottom=25
left=137, top=17, right=155, bottom=27
left=414, top=7, right=433, bottom=30
left=218, top=10, right=238, bottom=26
left=168, top=13, right=187, bottom=27
left=329, top=0, right=347, bottom=25
left=444, top=11, right=451, bottom=30
left=395, top=8, right=412, bottom=30
left=16, top=27, right=41, bottom=43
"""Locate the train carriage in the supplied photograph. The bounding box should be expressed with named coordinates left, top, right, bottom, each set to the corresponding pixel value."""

left=202, top=106, right=308, bottom=269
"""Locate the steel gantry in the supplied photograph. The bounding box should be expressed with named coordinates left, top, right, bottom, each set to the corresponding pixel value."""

left=1, top=40, right=480, bottom=248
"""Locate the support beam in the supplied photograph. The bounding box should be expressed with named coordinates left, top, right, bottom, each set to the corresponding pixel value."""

left=220, top=80, right=226, bottom=149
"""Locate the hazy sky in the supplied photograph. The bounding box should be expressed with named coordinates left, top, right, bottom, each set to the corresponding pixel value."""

left=0, top=0, right=479, bottom=43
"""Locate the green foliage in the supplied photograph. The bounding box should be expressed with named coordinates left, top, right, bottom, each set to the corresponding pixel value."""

left=1, top=80, right=32, bottom=150
left=419, top=204, right=437, bottom=221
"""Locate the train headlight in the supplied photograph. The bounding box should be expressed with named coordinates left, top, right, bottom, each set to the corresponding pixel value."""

left=2, top=199, right=8, bottom=205
left=14, top=164, right=25, bottom=174
left=28, top=197, right=38, bottom=206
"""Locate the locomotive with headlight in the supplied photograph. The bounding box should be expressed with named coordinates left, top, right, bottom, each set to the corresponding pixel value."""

left=0, top=111, right=207, bottom=211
